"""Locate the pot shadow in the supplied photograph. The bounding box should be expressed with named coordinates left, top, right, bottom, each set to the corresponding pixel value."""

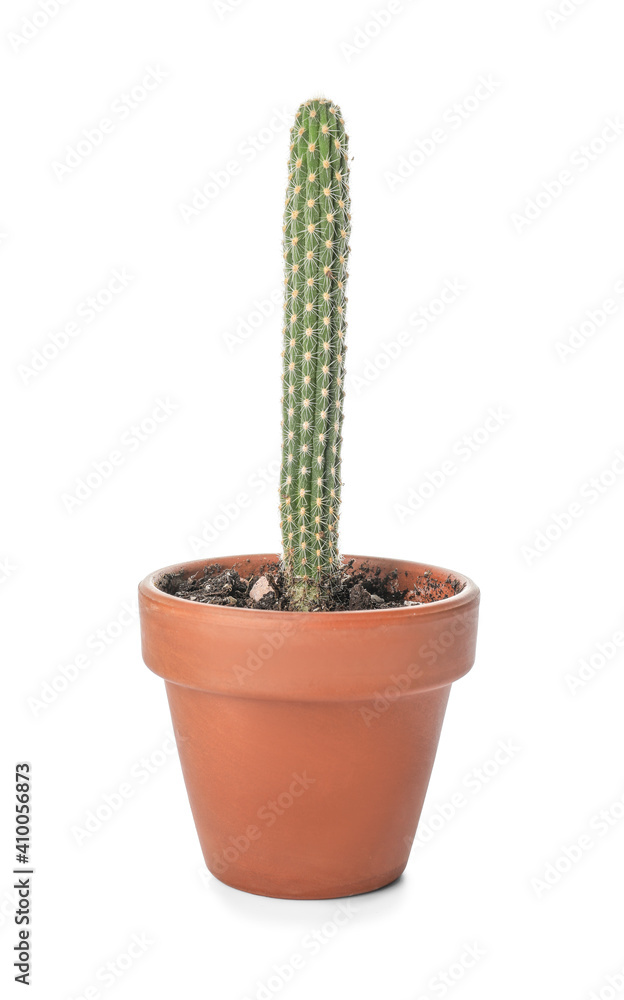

left=205, top=869, right=407, bottom=925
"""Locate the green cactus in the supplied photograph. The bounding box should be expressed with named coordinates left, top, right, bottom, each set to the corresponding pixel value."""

left=279, top=98, right=351, bottom=610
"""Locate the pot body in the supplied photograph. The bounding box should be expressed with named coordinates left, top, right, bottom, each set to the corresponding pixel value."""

left=139, top=554, right=480, bottom=899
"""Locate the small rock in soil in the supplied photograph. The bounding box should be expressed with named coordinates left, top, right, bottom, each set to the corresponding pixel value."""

left=249, top=575, right=276, bottom=608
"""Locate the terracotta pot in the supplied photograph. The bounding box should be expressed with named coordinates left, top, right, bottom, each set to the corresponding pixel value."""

left=139, top=553, right=479, bottom=899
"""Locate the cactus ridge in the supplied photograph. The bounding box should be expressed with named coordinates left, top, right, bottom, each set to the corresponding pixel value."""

left=279, top=98, right=351, bottom=609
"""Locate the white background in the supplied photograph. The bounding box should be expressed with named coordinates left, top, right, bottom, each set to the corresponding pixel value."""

left=3, top=0, right=624, bottom=997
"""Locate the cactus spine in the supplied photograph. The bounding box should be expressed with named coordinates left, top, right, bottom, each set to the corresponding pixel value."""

left=279, top=98, right=351, bottom=610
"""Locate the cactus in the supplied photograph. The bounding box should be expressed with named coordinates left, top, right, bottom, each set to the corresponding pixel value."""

left=279, top=98, right=351, bottom=610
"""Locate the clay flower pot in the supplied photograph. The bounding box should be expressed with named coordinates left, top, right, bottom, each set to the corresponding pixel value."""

left=139, top=553, right=479, bottom=899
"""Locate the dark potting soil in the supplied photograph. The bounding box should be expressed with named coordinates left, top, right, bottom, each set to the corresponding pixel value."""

left=157, top=560, right=463, bottom=612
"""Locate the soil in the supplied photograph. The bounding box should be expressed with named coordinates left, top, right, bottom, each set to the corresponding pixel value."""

left=158, top=560, right=463, bottom=612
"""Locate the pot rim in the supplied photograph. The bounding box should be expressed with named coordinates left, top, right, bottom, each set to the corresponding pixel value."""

left=139, top=552, right=479, bottom=624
